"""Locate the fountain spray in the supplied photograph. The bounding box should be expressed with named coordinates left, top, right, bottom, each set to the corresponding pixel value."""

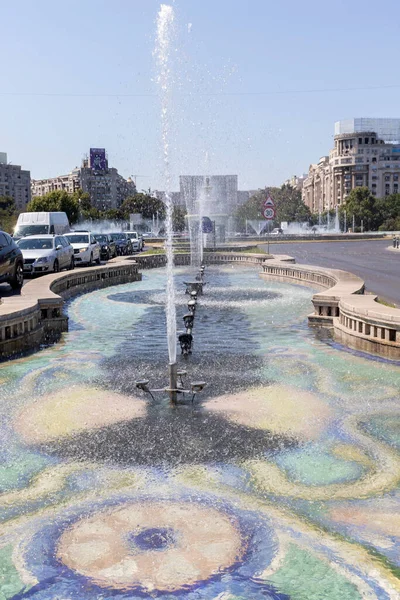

left=155, top=4, right=177, bottom=402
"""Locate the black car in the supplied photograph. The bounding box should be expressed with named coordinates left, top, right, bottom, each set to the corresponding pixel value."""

left=93, top=233, right=117, bottom=261
left=0, top=230, right=24, bottom=290
left=109, top=233, right=133, bottom=256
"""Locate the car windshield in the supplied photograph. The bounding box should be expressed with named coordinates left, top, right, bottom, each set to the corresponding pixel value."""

left=127, top=233, right=138, bottom=240
left=65, top=234, right=89, bottom=244
left=15, top=225, right=49, bottom=236
left=18, top=238, right=53, bottom=250
left=109, top=233, right=125, bottom=241
left=94, top=235, right=108, bottom=243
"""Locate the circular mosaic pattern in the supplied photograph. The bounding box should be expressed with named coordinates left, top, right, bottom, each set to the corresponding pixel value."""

left=56, top=501, right=244, bottom=593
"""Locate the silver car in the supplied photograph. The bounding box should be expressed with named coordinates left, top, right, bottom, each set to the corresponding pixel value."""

left=17, top=234, right=74, bottom=274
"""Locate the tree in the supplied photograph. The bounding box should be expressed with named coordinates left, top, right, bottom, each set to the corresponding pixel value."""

left=119, top=193, right=166, bottom=221
left=235, top=185, right=311, bottom=230
left=0, top=196, right=17, bottom=233
left=27, top=190, right=79, bottom=224
left=0, top=196, right=15, bottom=216
left=172, top=206, right=187, bottom=231
left=375, top=193, right=400, bottom=230
left=341, top=187, right=378, bottom=231
left=102, top=208, right=121, bottom=221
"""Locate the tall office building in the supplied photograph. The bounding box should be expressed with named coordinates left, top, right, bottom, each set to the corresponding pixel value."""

left=335, top=118, right=400, bottom=143
left=179, top=175, right=238, bottom=216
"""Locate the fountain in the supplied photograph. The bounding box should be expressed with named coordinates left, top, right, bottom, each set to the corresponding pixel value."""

left=248, top=219, right=268, bottom=236
left=155, top=3, right=178, bottom=402
left=3, top=4, right=400, bottom=599
left=335, top=205, right=340, bottom=232
left=150, top=213, right=164, bottom=236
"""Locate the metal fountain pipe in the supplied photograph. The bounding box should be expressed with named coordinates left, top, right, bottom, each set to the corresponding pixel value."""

left=169, top=361, right=178, bottom=404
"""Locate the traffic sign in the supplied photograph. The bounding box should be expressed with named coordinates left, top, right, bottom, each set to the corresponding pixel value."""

left=263, top=194, right=275, bottom=208
left=263, top=207, right=275, bottom=220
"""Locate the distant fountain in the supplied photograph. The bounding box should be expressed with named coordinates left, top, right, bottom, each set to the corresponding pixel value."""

left=155, top=3, right=177, bottom=401
left=150, top=213, right=164, bottom=236
left=248, top=220, right=267, bottom=236
left=335, top=205, right=340, bottom=232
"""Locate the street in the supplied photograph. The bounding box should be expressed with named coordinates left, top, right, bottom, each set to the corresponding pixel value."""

left=259, top=238, right=400, bottom=305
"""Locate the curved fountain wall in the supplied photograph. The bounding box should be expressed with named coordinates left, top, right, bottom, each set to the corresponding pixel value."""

left=1, top=252, right=399, bottom=360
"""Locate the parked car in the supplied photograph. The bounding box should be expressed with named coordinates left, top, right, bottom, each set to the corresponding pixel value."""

left=93, top=233, right=117, bottom=260
left=125, top=231, right=143, bottom=252
left=17, top=234, right=74, bottom=274
left=14, top=212, right=70, bottom=240
left=65, top=231, right=101, bottom=266
left=269, top=228, right=283, bottom=236
left=109, top=233, right=133, bottom=255
left=0, top=230, right=24, bottom=290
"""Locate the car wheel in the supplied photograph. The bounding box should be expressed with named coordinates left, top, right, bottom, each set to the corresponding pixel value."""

left=89, top=253, right=93, bottom=266
left=96, top=254, right=101, bottom=265
left=105, top=250, right=110, bottom=261
left=53, top=259, right=59, bottom=273
left=69, top=256, right=75, bottom=270
left=10, top=261, right=24, bottom=290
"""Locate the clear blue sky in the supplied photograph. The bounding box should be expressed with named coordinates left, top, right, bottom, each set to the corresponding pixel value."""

left=2, top=0, right=400, bottom=191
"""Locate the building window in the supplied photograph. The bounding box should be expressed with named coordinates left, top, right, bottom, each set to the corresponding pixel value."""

left=385, top=175, right=391, bottom=181
left=365, top=137, right=369, bottom=144
left=358, top=149, right=364, bottom=154
left=359, top=137, right=362, bottom=144
left=372, top=157, right=377, bottom=163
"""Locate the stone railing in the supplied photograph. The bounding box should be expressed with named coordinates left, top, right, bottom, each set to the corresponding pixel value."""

left=335, top=295, right=400, bottom=359
left=0, top=261, right=141, bottom=359
left=261, top=260, right=365, bottom=326
left=205, top=252, right=274, bottom=266
left=135, top=252, right=276, bottom=269
left=261, top=257, right=400, bottom=359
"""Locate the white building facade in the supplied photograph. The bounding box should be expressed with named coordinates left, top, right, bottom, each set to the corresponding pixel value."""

left=303, top=120, right=400, bottom=213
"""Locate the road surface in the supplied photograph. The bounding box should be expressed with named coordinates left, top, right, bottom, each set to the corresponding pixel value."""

left=259, top=238, right=400, bottom=306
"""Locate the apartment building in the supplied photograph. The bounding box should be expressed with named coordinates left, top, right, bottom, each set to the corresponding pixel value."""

left=0, top=153, right=31, bottom=210
left=303, top=119, right=400, bottom=213
left=32, top=149, right=136, bottom=210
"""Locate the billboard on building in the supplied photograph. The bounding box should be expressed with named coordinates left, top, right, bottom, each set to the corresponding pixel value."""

left=90, top=148, right=107, bottom=171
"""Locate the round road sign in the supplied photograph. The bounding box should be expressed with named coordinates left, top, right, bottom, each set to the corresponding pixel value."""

left=263, top=207, right=275, bottom=220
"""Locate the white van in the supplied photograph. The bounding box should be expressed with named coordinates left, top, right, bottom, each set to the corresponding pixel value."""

left=14, top=212, right=70, bottom=239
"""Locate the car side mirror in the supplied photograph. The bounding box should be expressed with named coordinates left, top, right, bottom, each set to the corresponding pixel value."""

left=56, top=245, right=62, bottom=250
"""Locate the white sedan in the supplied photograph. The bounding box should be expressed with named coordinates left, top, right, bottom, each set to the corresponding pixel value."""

left=65, top=232, right=101, bottom=266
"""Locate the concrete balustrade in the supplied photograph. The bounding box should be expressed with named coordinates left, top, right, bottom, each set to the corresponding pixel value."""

left=261, top=258, right=399, bottom=359
left=335, top=295, right=400, bottom=359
